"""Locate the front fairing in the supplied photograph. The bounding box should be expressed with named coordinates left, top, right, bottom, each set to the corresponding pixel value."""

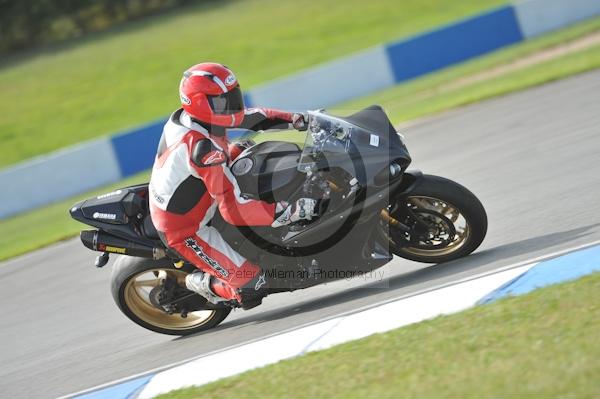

left=298, top=108, right=411, bottom=186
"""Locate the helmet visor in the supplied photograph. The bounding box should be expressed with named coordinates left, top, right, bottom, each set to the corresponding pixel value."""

left=207, top=87, right=244, bottom=115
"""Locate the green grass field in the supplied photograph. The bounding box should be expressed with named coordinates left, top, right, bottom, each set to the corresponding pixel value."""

left=0, top=0, right=505, bottom=168
left=160, top=272, right=600, bottom=399
left=1, top=16, right=600, bottom=262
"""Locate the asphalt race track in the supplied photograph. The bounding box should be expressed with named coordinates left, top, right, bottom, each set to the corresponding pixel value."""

left=2, top=69, right=600, bottom=399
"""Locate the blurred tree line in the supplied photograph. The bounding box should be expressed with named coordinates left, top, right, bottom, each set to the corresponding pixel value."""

left=0, top=0, right=196, bottom=55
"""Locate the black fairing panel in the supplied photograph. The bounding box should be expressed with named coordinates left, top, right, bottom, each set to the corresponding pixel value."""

left=331, top=105, right=411, bottom=186
left=342, top=105, right=399, bottom=145
left=71, top=184, right=161, bottom=246
left=80, top=189, right=131, bottom=224
left=231, top=141, right=304, bottom=202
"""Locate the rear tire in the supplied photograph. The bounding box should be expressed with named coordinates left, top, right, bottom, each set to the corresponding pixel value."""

left=387, top=174, right=487, bottom=264
left=111, top=256, right=231, bottom=336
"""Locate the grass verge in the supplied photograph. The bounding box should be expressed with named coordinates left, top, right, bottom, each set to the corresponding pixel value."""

left=2, top=17, right=600, bottom=262
left=0, top=0, right=505, bottom=168
left=159, top=272, right=600, bottom=399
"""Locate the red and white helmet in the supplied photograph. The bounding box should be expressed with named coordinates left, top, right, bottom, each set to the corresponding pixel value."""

left=179, top=63, right=244, bottom=127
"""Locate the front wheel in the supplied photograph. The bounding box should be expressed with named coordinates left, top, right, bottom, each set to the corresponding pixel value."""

left=111, top=256, right=231, bottom=336
left=383, top=174, right=487, bottom=264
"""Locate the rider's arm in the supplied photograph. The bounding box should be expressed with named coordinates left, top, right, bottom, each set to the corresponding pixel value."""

left=239, top=108, right=294, bottom=131
left=188, top=138, right=276, bottom=226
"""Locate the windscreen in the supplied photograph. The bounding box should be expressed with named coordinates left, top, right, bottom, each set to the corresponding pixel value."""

left=297, top=111, right=373, bottom=173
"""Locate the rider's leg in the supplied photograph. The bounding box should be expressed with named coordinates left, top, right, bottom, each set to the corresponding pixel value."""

left=161, top=225, right=267, bottom=307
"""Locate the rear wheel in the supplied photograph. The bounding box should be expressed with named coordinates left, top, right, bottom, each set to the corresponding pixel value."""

left=111, top=256, right=231, bottom=336
left=383, top=174, right=487, bottom=263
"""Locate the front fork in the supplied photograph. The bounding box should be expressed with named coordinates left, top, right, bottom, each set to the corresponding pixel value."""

left=381, top=203, right=431, bottom=235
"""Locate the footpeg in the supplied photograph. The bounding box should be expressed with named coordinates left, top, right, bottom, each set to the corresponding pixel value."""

left=95, top=252, right=109, bottom=268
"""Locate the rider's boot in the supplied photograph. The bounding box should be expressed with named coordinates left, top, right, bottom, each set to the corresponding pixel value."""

left=237, top=271, right=271, bottom=310
left=185, top=271, right=231, bottom=304
left=185, top=271, right=270, bottom=310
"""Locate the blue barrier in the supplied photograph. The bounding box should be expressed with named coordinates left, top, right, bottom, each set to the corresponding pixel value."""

left=243, top=92, right=255, bottom=108
left=111, top=119, right=166, bottom=178
left=386, top=6, right=523, bottom=83
left=514, top=0, right=600, bottom=38
left=0, top=138, right=122, bottom=218
left=110, top=122, right=253, bottom=179
left=247, top=45, right=396, bottom=111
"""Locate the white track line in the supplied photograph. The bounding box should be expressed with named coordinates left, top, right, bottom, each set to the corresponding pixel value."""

left=60, top=239, right=600, bottom=399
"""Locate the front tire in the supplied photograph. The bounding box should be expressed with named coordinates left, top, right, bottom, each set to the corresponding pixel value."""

left=385, top=174, right=487, bottom=264
left=111, top=256, right=231, bottom=336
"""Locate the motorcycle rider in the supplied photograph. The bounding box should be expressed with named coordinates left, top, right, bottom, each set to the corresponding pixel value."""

left=149, top=62, right=317, bottom=309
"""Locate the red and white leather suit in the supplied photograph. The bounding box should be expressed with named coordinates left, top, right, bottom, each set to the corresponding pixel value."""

left=148, top=107, right=293, bottom=302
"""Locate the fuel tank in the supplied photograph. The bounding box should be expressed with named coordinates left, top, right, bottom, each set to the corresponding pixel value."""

left=230, top=141, right=305, bottom=203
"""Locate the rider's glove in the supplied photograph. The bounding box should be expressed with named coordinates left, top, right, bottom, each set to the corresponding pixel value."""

left=272, top=198, right=318, bottom=227
left=292, top=113, right=308, bottom=131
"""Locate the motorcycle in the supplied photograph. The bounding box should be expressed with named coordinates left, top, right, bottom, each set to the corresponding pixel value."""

left=70, top=105, right=487, bottom=335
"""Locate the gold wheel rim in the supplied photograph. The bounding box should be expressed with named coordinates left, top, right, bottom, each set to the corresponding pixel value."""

left=123, top=268, right=216, bottom=331
left=388, top=196, right=471, bottom=258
